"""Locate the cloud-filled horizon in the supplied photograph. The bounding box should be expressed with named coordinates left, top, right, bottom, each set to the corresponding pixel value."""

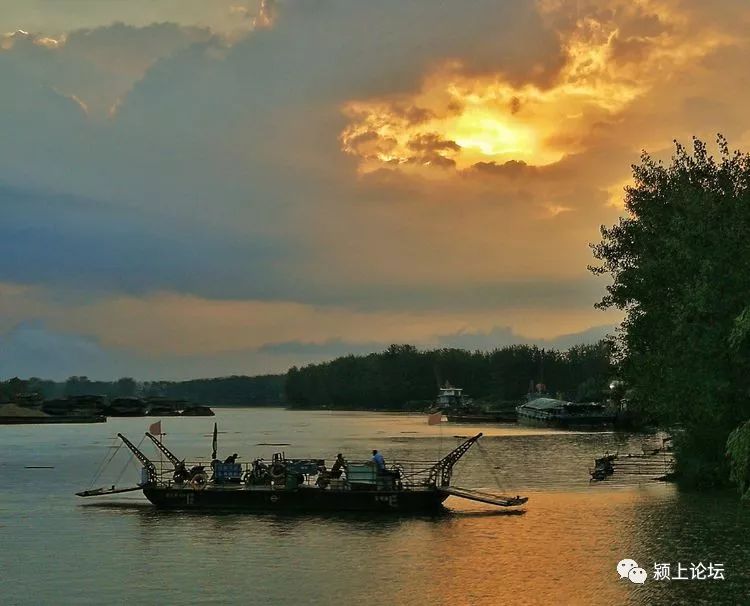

left=2, top=0, right=748, bottom=380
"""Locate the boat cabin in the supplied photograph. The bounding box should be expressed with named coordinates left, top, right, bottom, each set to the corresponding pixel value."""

left=436, top=384, right=470, bottom=408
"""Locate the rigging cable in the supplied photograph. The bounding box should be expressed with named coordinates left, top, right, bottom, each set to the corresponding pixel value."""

left=112, top=434, right=148, bottom=487
left=87, top=436, right=122, bottom=489
left=476, top=439, right=508, bottom=493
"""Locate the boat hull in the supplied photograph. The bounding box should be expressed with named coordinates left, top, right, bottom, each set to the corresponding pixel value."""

left=516, top=410, right=615, bottom=428
left=446, top=413, right=516, bottom=423
left=143, top=484, right=448, bottom=513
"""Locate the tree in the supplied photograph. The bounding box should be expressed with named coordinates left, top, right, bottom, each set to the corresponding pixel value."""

left=590, top=136, right=750, bottom=488
left=114, top=377, right=137, bottom=397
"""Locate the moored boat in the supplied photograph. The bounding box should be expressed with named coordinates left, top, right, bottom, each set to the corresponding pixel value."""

left=516, top=396, right=616, bottom=427
left=433, top=383, right=517, bottom=423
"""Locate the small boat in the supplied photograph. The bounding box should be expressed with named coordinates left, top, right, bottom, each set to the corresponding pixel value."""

left=77, top=430, right=528, bottom=513
left=589, top=445, right=675, bottom=482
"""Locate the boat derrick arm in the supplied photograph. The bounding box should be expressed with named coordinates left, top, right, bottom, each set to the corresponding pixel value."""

left=428, top=432, right=482, bottom=487
left=145, top=432, right=183, bottom=468
left=117, top=433, right=157, bottom=484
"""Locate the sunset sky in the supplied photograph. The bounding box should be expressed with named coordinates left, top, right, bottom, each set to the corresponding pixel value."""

left=1, top=0, right=749, bottom=380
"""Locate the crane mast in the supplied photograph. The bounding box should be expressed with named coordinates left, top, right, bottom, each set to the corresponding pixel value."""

left=145, top=432, right=183, bottom=468
left=117, top=433, right=157, bottom=484
left=428, top=432, right=482, bottom=487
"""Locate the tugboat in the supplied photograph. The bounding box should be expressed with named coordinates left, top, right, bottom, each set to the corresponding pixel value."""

left=77, top=430, right=528, bottom=513
left=435, top=383, right=516, bottom=423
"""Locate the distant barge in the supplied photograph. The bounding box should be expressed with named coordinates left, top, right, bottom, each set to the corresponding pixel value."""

left=78, top=431, right=528, bottom=513
left=0, top=415, right=106, bottom=424
left=446, top=412, right=517, bottom=423
left=516, top=397, right=615, bottom=427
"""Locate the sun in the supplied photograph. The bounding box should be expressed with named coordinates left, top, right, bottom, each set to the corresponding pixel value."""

left=448, top=112, right=544, bottom=163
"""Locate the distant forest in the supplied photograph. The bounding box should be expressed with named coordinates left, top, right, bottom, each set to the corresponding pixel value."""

left=1, top=341, right=613, bottom=410
left=0, top=374, right=286, bottom=406
left=286, top=342, right=614, bottom=410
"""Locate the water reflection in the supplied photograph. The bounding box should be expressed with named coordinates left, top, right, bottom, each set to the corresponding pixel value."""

left=2, top=409, right=748, bottom=605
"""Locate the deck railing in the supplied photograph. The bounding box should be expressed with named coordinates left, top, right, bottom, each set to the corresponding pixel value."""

left=148, top=457, right=440, bottom=490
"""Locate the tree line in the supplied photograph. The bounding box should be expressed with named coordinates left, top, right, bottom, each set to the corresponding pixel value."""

left=0, top=374, right=286, bottom=406
left=285, top=342, right=614, bottom=410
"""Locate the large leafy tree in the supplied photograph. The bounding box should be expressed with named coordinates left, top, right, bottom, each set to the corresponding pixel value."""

left=590, top=136, right=750, bottom=487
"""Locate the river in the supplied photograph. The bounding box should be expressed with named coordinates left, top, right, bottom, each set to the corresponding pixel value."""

left=1, top=408, right=748, bottom=605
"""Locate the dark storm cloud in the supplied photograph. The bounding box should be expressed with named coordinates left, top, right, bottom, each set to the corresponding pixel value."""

left=0, top=185, right=296, bottom=298
left=0, top=183, right=611, bottom=312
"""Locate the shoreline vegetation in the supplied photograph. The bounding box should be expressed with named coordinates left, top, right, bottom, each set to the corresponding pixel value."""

left=591, top=137, right=750, bottom=495
left=285, top=342, right=614, bottom=411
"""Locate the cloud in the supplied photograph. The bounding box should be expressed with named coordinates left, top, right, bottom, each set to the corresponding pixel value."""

left=0, top=22, right=214, bottom=118
left=339, top=0, right=732, bottom=172
left=0, top=321, right=118, bottom=380
left=259, top=338, right=383, bottom=357
left=435, top=324, right=615, bottom=351
left=1, top=0, right=748, bottom=379
left=259, top=324, right=616, bottom=359
left=0, top=1, right=262, bottom=35
left=0, top=282, right=622, bottom=377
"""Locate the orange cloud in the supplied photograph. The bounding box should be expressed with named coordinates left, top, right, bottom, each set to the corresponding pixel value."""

left=340, top=0, right=730, bottom=172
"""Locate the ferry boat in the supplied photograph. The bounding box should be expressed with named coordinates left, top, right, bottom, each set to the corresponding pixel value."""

left=77, top=430, right=527, bottom=513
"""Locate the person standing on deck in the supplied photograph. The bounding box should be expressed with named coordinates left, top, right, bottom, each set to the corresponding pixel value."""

left=331, top=453, right=346, bottom=478
left=372, top=449, right=386, bottom=471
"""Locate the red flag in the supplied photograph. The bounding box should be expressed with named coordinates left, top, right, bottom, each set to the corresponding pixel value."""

left=149, top=420, right=162, bottom=435
left=427, top=412, right=443, bottom=425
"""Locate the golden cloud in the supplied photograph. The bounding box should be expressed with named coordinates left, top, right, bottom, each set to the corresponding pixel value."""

left=340, top=0, right=730, bottom=172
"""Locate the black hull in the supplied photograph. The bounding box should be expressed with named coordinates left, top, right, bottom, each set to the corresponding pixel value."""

left=446, top=413, right=516, bottom=423
left=0, top=415, right=106, bottom=424
left=516, top=413, right=615, bottom=428
left=143, top=485, right=448, bottom=513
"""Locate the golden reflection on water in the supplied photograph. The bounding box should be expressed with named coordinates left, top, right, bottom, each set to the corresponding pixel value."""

left=383, top=489, right=663, bottom=605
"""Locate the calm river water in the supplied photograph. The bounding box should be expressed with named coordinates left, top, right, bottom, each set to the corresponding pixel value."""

left=1, top=408, right=748, bottom=605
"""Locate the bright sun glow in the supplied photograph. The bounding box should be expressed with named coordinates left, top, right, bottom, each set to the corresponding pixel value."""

left=451, top=114, right=535, bottom=157
left=340, top=2, right=729, bottom=173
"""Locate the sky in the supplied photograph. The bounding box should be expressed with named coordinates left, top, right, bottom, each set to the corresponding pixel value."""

left=1, top=0, right=749, bottom=380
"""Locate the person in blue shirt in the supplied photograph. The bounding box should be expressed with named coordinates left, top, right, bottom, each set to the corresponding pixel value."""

left=371, top=449, right=386, bottom=471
